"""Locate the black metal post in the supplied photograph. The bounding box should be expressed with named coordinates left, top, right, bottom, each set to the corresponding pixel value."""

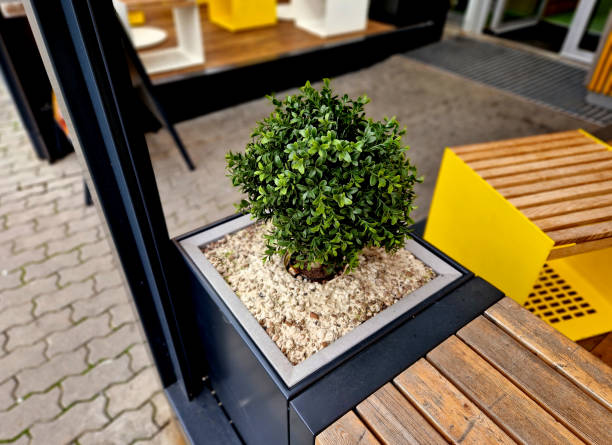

left=23, top=0, right=204, bottom=398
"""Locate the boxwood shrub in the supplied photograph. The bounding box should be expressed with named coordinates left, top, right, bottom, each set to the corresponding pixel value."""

left=227, top=79, right=421, bottom=276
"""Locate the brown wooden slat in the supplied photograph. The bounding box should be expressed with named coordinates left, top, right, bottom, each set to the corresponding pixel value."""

left=509, top=180, right=612, bottom=209
left=316, top=411, right=380, bottom=445
left=466, top=144, right=606, bottom=170
left=451, top=131, right=583, bottom=154
left=591, top=333, right=612, bottom=368
left=356, top=384, right=447, bottom=445
left=427, top=336, right=583, bottom=445
left=547, top=236, right=612, bottom=259
left=533, top=204, right=612, bottom=232
left=458, top=317, right=612, bottom=445
left=497, top=170, right=612, bottom=199
left=478, top=152, right=612, bottom=180
left=578, top=334, right=609, bottom=352
left=487, top=159, right=612, bottom=189
left=520, top=194, right=612, bottom=220
left=546, top=220, right=612, bottom=245
left=394, top=359, right=516, bottom=445
left=485, top=298, right=612, bottom=410
left=457, top=137, right=596, bottom=162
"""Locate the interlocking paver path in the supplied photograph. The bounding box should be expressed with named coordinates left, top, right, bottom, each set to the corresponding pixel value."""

left=0, top=84, right=194, bottom=442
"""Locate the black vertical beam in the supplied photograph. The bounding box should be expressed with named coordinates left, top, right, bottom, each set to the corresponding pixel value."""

left=23, top=0, right=203, bottom=397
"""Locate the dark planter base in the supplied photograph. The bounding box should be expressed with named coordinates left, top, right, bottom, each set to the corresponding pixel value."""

left=174, top=215, right=504, bottom=444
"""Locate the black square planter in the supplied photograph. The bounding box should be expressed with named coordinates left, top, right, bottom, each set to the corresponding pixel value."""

left=174, top=214, right=503, bottom=444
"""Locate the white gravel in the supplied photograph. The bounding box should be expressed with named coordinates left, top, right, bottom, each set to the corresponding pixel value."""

left=203, top=223, right=435, bottom=365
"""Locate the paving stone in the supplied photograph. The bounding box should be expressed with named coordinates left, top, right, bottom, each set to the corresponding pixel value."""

left=87, top=322, right=143, bottom=364
left=0, top=185, right=44, bottom=206
left=67, top=213, right=100, bottom=235
left=0, top=221, right=35, bottom=247
left=62, top=354, right=132, bottom=407
left=72, top=286, right=128, bottom=322
left=0, top=269, right=22, bottom=292
left=105, top=367, right=161, bottom=418
left=9, top=433, right=30, bottom=445
left=23, top=250, right=80, bottom=282
left=5, top=308, right=71, bottom=351
left=5, top=203, right=54, bottom=228
left=16, top=347, right=87, bottom=398
left=46, top=175, right=81, bottom=191
left=0, top=198, right=26, bottom=216
left=151, top=392, right=173, bottom=427
left=0, top=302, right=33, bottom=332
left=128, top=343, right=153, bottom=373
left=56, top=193, right=84, bottom=212
left=34, top=279, right=94, bottom=317
left=14, top=224, right=66, bottom=252
left=0, top=341, right=46, bottom=382
left=25, top=187, right=72, bottom=208
left=79, top=403, right=158, bottom=445
left=0, top=387, right=61, bottom=440
left=2, top=246, right=46, bottom=271
left=138, top=420, right=187, bottom=445
left=46, top=313, right=111, bottom=358
left=58, top=254, right=114, bottom=287
left=46, top=227, right=98, bottom=256
left=0, top=276, right=56, bottom=312
left=79, top=238, right=112, bottom=262
left=35, top=207, right=86, bottom=232
left=0, top=377, right=16, bottom=410
left=109, top=302, right=137, bottom=328
left=93, top=269, right=123, bottom=293
left=30, top=395, right=108, bottom=445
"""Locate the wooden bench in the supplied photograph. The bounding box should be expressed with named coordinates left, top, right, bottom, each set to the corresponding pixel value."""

left=451, top=129, right=612, bottom=259
left=317, top=297, right=612, bottom=445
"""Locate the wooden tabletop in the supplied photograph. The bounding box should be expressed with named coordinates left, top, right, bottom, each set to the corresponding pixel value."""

left=450, top=130, right=612, bottom=259
left=317, top=297, right=612, bottom=445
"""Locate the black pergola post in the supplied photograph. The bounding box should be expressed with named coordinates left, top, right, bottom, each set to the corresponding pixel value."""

left=22, top=0, right=202, bottom=398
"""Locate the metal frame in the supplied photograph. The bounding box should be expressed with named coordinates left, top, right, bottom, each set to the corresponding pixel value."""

left=22, top=0, right=200, bottom=397
left=489, top=0, right=547, bottom=34
left=561, top=0, right=599, bottom=63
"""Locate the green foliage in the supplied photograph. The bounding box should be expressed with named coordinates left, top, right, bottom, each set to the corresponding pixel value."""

left=226, top=79, right=421, bottom=273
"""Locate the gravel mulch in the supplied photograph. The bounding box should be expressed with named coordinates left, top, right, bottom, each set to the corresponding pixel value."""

left=203, top=223, right=435, bottom=365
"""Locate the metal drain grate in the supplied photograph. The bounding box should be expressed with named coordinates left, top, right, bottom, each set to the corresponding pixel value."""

left=405, top=37, right=612, bottom=125
left=524, top=263, right=597, bottom=324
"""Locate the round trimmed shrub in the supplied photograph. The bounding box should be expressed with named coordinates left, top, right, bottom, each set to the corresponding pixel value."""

left=226, top=79, right=421, bottom=277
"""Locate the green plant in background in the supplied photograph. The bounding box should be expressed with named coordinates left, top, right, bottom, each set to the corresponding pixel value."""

left=226, top=79, right=421, bottom=278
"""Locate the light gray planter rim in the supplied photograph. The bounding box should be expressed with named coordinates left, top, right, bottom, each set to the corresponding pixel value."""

left=179, top=214, right=462, bottom=388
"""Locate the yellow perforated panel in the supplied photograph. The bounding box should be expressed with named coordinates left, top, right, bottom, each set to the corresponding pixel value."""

left=524, top=263, right=597, bottom=326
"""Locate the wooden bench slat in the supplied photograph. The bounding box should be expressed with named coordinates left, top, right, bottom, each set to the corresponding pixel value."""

left=458, top=317, right=612, bottom=445
left=546, top=220, right=612, bottom=245
left=509, top=180, right=612, bottom=209
left=497, top=170, right=612, bottom=199
left=356, top=384, right=447, bottom=445
left=487, top=159, right=612, bottom=189
left=452, top=131, right=583, bottom=154
left=533, top=204, right=612, bottom=232
left=485, top=298, right=612, bottom=410
left=394, top=359, right=516, bottom=445
left=427, top=336, right=583, bottom=445
left=316, top=411, right=380, bottom=445
left=519, top=194, right=612, bottom=220
left=467, top=144, right=606, bottom=170
left=478, top=152, right=612, bottom=180
left=547, top=236, right=612, bottom=259
left=457, top=137, right=595, bottom=162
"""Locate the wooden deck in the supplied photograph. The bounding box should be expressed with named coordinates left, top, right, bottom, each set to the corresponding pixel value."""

left=451, top=130, right=612, bottom=260
left=317, top=298, right=612, bottom=445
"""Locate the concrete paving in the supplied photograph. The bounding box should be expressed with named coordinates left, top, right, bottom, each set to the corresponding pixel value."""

left=0, top=53, right=596, bottom=444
